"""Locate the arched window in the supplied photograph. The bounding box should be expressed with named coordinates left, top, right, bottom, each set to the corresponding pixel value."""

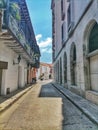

left=63, top=52, right=67, bottom=83
left=73, top=45, right=76, bottom=61
left=89, top=23, right=98, bottom=52
left=60, top=58, right=62, bottom=84
left=70, top=43, right=77, bottom=85
left=58, top=61, right=59, bottom=82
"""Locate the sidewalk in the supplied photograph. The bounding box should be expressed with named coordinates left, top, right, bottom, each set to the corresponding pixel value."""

left=0, top=80, right=53, bottom=114
left=51, top=82, right=98, bottom=125
left=0, top=82, right=62, bottom=130
left=0, top=85, right=33, bottom=114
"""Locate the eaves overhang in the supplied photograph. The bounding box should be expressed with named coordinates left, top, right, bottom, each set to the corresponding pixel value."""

left=0, top=30, right=34, bottom=64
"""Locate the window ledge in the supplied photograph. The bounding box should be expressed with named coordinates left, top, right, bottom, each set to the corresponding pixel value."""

left=87, top=49, right=98, bottom=58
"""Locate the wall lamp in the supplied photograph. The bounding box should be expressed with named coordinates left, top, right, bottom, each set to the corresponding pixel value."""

left=13, top=55, right=21, bottom=65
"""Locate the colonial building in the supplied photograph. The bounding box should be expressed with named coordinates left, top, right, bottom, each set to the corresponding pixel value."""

left=51, top=0, right=98, bottom=104
left=0, top=0, right=40, bottom=95
left=37, top=62, right=52, bottom=80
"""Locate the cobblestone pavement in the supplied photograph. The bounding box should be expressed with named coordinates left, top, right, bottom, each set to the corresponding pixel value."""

left=0, top=81, right=98, bottom=130
left=40, top=83, right=98, bottom=130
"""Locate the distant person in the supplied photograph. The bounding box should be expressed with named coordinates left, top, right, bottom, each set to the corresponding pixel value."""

left=49, top=74, right=51, bottom=79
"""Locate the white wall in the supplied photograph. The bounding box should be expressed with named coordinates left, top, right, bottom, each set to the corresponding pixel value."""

left=37, top=64, right=51, bottom=80
left=0, top=41, right=27, bottom=95
left=53, top=0, right=98, bottom=95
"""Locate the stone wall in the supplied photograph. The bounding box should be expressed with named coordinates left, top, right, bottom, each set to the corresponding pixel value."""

left=54, top=0, right=98, bottom=96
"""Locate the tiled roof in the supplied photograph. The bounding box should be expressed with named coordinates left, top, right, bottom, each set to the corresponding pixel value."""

left=40, top=62, right=53, bottom=67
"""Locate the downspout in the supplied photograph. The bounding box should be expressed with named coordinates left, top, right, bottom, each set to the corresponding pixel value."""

left=0, top=10, right=2, bottom=32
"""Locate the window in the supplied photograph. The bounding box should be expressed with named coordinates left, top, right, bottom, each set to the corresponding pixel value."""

left=70, top=43, right=77, bottom=85
left=64, top=52, right=67, bottom=83
left=89, top=23, right=98, bottom=52
left=60, top=58, right=62, bottom=84
left=62, top=24, right=64, bottom=43
left=61, top=0, right=65, bottom=20
left=67, top=3, right=71, bottom=27
left=61, top=0, right=63, bottom=13
left=62, top=22, right=66, bottom=44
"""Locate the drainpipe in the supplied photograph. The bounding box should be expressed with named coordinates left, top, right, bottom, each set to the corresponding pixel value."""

left=0, top=10, right=2, bottom=32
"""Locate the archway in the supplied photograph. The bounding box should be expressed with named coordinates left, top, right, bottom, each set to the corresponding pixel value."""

left=63, top=52, right=67, bottom=83
left=57, top=60, right=59, bottom=83
left=60, top=57, right=62, bottom=84
left=70, top=43, right=77, bottom=85
left=88, top=22, right=98, bottom=91
left=0, top=69, right=2, bottom=95
left=0, top=61, right=8, bottom=95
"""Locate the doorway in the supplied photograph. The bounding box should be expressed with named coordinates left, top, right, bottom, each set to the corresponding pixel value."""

left=0, top=69, right=2, bottom=95
left=63, top=52, right=67, bottom=84
left=88, top=22, right=98, bottom=91
left=70, top=43, right=77, bottom=85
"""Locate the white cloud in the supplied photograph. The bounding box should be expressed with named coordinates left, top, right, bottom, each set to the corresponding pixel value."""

left=47, top=48, right=52, bottom=53
left=38, top=37, right=52, bottom=48
left=36, top=34, right=52, bottom=48
left=41, top=48, right=47, bottom=53
left=41, top=48, right=52, bottom=53
left=36, top=34, right=52, bottom=55
left=36, top=34, right=42, bottom=41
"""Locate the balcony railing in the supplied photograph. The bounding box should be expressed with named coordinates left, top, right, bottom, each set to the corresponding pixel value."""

left=0, top=0, right=40, bottom=66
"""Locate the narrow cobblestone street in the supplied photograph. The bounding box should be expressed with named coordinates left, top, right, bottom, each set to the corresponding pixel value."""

left=0, top=81, right=98, bottom=130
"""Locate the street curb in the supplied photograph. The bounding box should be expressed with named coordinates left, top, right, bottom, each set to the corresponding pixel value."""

left=51, top=83, right=98, bottom=126
left=0, top=86, right=32, bottom=114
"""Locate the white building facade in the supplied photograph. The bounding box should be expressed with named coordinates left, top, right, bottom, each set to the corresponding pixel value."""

left=51, top=0, right=98, bottom=104
left=0, top=0, right=40, bottom=95
left=37, top=62, right=52, bottom=80
left=0, top=41, right=28, bottom=95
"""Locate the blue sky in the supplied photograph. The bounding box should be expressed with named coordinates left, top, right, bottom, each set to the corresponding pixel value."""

left=26, top=0, right=52, bottom=63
